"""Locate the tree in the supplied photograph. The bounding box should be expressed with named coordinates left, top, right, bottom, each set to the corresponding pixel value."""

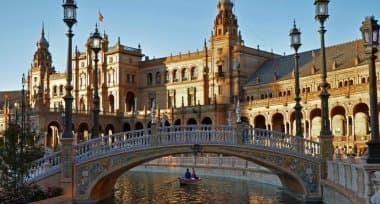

left=0, top=123, right=44, bottom=202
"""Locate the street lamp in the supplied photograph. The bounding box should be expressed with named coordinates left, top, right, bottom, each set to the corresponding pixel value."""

left=21, top=74, right=26, bottom=136
left=90, top=24, right=102, bottom=138
left=290, top=20, right=302, bottom=138
left=62, top=0, right=77, bottom=139
left=314, top=0, right=331, bottom=137
left=360, top=16, right=380, bottom=163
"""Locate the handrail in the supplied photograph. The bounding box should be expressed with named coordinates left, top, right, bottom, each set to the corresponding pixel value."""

left=25, top=151, right=61, bottom=183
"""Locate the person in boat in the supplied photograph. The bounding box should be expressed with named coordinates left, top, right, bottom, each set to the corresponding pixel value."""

left=185, top=168, right=191, bottom=179
left=191, top=168, right=199, bottom=179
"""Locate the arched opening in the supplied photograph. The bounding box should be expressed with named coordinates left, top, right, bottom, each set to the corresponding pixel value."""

left=46, top=121, right=60, bottom=151
left=174, top=119, right=181, bottom=126
left=290, top=112, right=303, bottom=136
left=187, top=118, right=197, bottom=125
left=77, top=123, right=89, bottom=143
left=125, top=92, right=135, bottom=112
left=87, top=146, right=310, bottom=203
left=135, top=122, right=144, bottom=130
left=331, top=106, right=346, bottom=137
left=201, top=117, right=213, bottom=125
left=353, top=103, right=370, bottom=156
left=254, top=115, right=266, bottom=129
left=272, top=113, right=284, bottom=133
left=123, top=123, right=131, bottom=132
left=109, top=94, right=115, bottom=113
left=310, top=108, right=321, bottom=141
left=105, top=124, right=115, bottom=136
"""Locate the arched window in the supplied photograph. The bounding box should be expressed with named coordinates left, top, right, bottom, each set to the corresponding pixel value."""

left=147, top=73, right=153, bottom=85
left=173, top=70, right=178, bottom=82
left=181, top=69, right=188, bottom=81
left=191, top=67, right=197, bottom=80
left=53, top=86, right=57, bottom=96
left=165, top=71, right=170, bottom=83
left=59, top=85, right=64, bottom=95
left=156, top=72, right=161, bottom=84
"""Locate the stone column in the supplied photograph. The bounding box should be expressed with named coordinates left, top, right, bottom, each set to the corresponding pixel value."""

left=60, top=138, right=74, bottom=197
left=151, top=123, right=157, bottom=146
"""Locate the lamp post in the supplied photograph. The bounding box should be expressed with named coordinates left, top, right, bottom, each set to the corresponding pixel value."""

left=290, top=20, right=302, bottom=138
left=315, top=0, right=332, bottom=179
left=315, top=0, right=331, bottom=137
left=62, top=0, right=77, bottom=139
left=90, top=24, right=102, bottom=139
left=21, top=74, right=26, bottom=137
left=360, top=16, right=380, bottom=163
left=61, top=0, right=77, bottom=196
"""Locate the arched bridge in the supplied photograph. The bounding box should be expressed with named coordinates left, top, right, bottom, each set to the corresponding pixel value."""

left=27, top=124, right=322, bottom=203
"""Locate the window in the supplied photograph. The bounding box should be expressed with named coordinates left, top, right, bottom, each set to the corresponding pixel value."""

left=188, top=87, right=196, bottom=106
left=165, top=71, right=170, bottom=83
left=53, top=86, right=57, bottom=96
left=181, top=69, right=188, bottom=81
left=59, top=85, right=64, bottom=95
left=156, top=72, right=161, bottom=84
left=132, top=75, right=135, bottom=83
left=127, top=74, right=130, bottom=83
left=173, top=70, right=178, bottom=82
left=191, top=67, right=197, bottom=80
left=147, top=73, right=153, bottom=86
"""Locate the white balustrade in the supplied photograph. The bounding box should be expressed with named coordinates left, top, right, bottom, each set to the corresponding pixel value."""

left=75, top=129, right=150, bottom=162
left=26, top=151, right=61, bottom=183
left=29, top=125, right=321, bottom=181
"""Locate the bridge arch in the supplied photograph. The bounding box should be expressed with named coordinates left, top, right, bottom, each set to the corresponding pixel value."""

left=75, top=145, right=319, bottom=202
left=272, top=113, right=284, bottom=132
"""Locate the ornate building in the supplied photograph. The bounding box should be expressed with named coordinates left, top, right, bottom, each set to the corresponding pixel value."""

left=22, top=0, right=378, bottom=156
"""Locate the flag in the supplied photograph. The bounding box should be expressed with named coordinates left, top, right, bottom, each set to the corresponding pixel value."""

left=98, top=11, right=104, bottom=23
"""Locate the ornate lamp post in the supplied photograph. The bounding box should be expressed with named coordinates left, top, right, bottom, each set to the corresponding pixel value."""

left=315, top=0, right=332, bottom=179
left=61, top=0, right=77, bottom=196
left=315, top=0, right=331, bottom=137
left=90, top=24, right=102, bottom=138
left=360, top=16, right=380, bottom=163
left=290, top=21, right=302, bottom=138
left=21, top=74, right=26, bottom=136
left=62, top=0, right=77, bottom=139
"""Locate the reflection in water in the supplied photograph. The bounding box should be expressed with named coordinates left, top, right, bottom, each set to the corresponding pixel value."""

left=100, top=171, right=305, bottom=204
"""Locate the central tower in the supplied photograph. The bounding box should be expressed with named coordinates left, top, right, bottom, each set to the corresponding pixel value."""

left=210, top=0, right=239, bottom=104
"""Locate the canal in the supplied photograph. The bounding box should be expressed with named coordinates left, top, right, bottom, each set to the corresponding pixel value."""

left=100, top=171, right=306, bottom=204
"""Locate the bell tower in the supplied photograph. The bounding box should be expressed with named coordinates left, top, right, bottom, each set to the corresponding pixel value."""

left=210, top=0, right=239, bottom=104
left=28, top=25, right=53, bottom=108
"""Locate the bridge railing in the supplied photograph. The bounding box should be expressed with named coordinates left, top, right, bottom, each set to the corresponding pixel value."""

left=157, top=125, right=236, bottom=145
left=242, top=127, right=320, bottom=159
left=25, top=151, right=61, bottom=183
left=75, top=129, right=150, bottom=162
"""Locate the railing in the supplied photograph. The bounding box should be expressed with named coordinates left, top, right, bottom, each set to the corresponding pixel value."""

left=75, top=129, right=150, bottom=162
left=242, top=127, right=320, bottom=159
left=25, top=151, right=61, bottom=183
left=28, top=125, right=321, bottom=181
left=157, top=125, right=235, bottom=145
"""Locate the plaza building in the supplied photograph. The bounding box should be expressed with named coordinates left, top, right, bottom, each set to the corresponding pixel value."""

left=3, top=0, right=376, bottom=156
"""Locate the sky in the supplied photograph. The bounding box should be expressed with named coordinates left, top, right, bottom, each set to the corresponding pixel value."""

left=0, top=0, right=379, bottom=91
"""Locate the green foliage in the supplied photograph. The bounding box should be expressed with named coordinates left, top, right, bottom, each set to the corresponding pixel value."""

left=0, top=123, right=44, bottom=198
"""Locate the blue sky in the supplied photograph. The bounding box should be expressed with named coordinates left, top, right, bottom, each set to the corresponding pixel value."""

left=0, top=0, right=379, bottom=91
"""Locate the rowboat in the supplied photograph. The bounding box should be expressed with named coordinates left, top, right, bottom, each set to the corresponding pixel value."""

left=178, top=177, right=201, bottom=185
